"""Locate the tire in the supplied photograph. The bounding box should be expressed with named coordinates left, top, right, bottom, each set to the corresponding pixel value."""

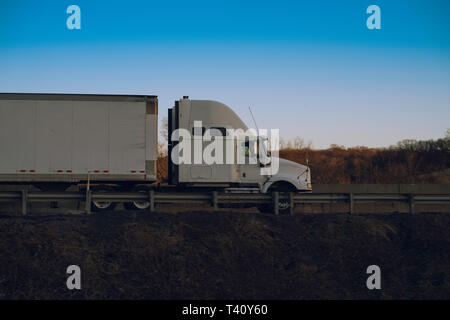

left=91, top=186, right=117, bottom=212
left=258, top=182, right=296, bottom=215
left=257, top=200, right=291, bottom=215
left=124, top=186, right=151, bottom=211
left=276, top=198, right=291, bottom=215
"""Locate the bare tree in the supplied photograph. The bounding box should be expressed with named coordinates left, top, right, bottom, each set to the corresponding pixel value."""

left=278, top=136, right=313, bottom=150
left=158, top=116, right=168, bottom=157
left=279, top=137, right=286, bottom=149
left=160, top=117, right=168, bottom=142
left=293, top=136, right=304, bottom=149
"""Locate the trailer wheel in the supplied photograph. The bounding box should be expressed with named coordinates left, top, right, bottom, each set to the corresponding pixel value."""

left=124, top=186, right=151, bottom=211
left=91, top=186, right=117, bottom=212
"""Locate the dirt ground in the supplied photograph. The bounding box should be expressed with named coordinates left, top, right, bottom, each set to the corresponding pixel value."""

left=0, top=210, right=449, bottom=299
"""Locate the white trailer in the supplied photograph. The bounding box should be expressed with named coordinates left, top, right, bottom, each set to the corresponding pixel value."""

left=0, top=93, right=158, bottom=186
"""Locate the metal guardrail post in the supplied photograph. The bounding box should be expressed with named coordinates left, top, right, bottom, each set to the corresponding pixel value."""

left=212, top=191, right=218, bottom=211
left=349, top=193, right=354, bottom=214
left=289, top=192, right=294, bottom=215
left=85, top=190, right=92, bottom=214
left=21, top=190, right=27, bottom=215
left=409, top=194, right=415, bottom=214
left=149, top=190, right=155, bottom=212
left=273, top=191, right=279, bottom=215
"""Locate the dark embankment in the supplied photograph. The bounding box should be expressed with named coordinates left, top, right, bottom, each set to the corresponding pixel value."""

left=0, top=211, right=449, bottom=299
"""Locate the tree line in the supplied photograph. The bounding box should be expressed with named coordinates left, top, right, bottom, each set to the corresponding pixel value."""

left=157, top=127, right=450, bottom=184
left=279, top=133, right=450, bottom=184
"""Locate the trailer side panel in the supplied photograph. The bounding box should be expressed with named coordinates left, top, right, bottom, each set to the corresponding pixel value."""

left=0, top=94, right=158, bottom=183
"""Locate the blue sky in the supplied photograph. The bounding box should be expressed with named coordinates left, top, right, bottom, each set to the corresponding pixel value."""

left=1, top=0, right=449, bottom=148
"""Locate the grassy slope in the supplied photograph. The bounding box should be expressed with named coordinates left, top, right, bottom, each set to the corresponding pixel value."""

left=0, top=211, right=449, bottom=299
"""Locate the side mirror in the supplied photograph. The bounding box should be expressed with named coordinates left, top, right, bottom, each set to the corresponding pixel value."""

left=259, top=158, right=271, bottom=167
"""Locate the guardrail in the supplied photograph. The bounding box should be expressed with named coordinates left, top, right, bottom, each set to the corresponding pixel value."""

left=1, top=188, right=450, bottom=215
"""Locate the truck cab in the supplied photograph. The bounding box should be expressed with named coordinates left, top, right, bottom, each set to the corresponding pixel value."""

left=168, top=97, right=312, bottom=194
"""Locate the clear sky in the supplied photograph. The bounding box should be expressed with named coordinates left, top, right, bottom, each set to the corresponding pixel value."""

left=1, top=0, right=449, bottom=149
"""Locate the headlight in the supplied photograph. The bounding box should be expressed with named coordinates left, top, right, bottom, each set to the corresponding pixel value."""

left=307, top=183, right=312, bottom=189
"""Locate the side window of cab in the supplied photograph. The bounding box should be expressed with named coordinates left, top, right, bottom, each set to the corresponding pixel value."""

left=243, top=138, right=257, bottom=159
left=209, top=127, right=228, bottom=136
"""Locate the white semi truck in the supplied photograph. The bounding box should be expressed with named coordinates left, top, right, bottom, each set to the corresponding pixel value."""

left=0, top=93, right=311, bottom=212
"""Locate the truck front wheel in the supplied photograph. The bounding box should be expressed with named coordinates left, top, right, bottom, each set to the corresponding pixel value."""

left=258, top=182, right=296, bottom=215
left=257, top=200, right=290, bottom=215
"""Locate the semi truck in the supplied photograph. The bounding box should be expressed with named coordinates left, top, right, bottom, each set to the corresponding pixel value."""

left=0, top=93, right=311, bottom=213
